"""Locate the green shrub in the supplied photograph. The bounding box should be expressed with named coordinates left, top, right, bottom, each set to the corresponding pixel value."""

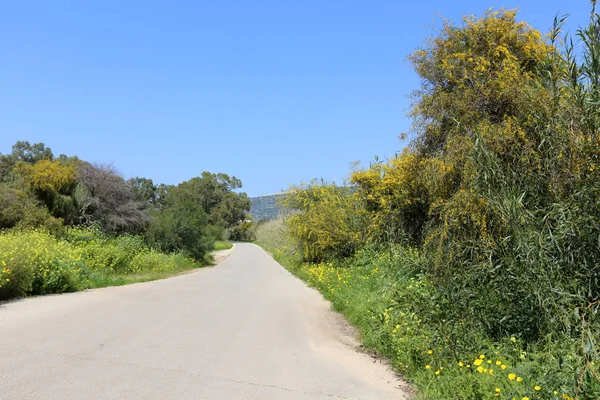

left=0, top=228, right=200, bottom=300
left=144, top=190, right=214, bottom=261
left=228, top=221, right=254, bottom=241
left=31, top=259, right=83, bottom=295
left=286, top=245, right=598, bottom=399
left=0, top=184, right=64, bottom=232
left=76, top=234, right=146, bottom=273
left=206, top=224, right=225, bottom=241
left=129, top=251, right=189, bottom=273
left=0, top=229, right=82, bottom=299
left=282, top=183, right=367, bottom=262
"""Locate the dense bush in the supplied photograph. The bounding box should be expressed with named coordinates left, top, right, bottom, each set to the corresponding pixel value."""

left=282, top=182, right=367, bottom=262
left=77, top=234, right=149, bottom=273
left=0, top=184, right=63, bottom=231
left=76, top=163, right=148, bottom=232
left=228, top=221, right=255, bottom=241
left=282, top=247, right=598, bottom=399
left=144, top=183, right=214, bottom=261
left=0, top=229, right=82, bottom=298
left=0, top=228, right=198, bottom=300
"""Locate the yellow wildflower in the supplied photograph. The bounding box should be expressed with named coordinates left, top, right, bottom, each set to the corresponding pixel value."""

left=534, top=386, right=541, bottom=391
left=508, top=373, right=516, bottom=381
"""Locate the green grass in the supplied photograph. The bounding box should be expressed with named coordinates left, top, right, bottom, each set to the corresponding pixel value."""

left=213, top=240, right=233, bottom=250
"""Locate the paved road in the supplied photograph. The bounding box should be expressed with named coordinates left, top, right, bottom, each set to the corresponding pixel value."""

left=0, top=243, right=408, bottom=400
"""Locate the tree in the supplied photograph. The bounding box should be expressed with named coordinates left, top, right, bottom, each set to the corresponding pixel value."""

left=283, top=182, right=367, bottom=262
left=0, top=141, right=54, bottom=180
left=128, top=177, right=159, bottom=208
left=16, top=159, right=77, bottom=194
left=0, top=143, right=75, bottom=229
left=177, top=172, right=252, bottom=239
left=76, top=163, right=148, bottom=232
left=15, top=159, right=79, bottom=224
left=0, top=183, right=62, bottom=231
left=145, top=182, right=212, bottom=260
left=179, top=172, right=250, bottom=228
left=144, top=172, right=252, bottom=256
left=410, top=10, right=555, bottom=154
left=10, top=141, right=54, bottom=163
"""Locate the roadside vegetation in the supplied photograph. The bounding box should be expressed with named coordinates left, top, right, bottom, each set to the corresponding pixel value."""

left=0, top=143, right=253, bottom=300
left=0, top=228, right=198, bottom=298
left=257, top=6, right=600, bottom=400
left=253, top=216, right=288, bottom=252
left=213, top=240, right=233, bottom=251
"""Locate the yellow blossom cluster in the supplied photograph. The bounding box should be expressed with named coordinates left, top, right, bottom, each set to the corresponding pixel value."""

left=0, top=229, right=196, bottom=298
left=421, top=351, right=572, bottom=399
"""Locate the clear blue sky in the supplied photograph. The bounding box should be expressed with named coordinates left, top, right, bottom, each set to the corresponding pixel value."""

left=0, top=1, right=592, bottom=196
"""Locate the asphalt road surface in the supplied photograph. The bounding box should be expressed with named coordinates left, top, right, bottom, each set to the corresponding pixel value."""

left=0, top=243, right=409, bottom=400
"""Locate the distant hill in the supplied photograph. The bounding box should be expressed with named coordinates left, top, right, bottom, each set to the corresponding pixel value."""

left=250, top=193, right=286, bottom=221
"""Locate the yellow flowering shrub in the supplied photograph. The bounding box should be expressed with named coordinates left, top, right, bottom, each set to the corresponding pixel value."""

left=0, top=228, right=198, bottom=300
left=409, top=9, right=553, bottom=154
left=0, top=229, right=82, bottom=298
left=351, top=150, right=430, bottom=244
left=16, top=159, right=77, bottom=194
left=282, top=182, right=367, bottom=262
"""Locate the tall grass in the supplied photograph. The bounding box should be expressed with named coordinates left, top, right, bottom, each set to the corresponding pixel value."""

left=253, top=216, right=291, bottom=254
